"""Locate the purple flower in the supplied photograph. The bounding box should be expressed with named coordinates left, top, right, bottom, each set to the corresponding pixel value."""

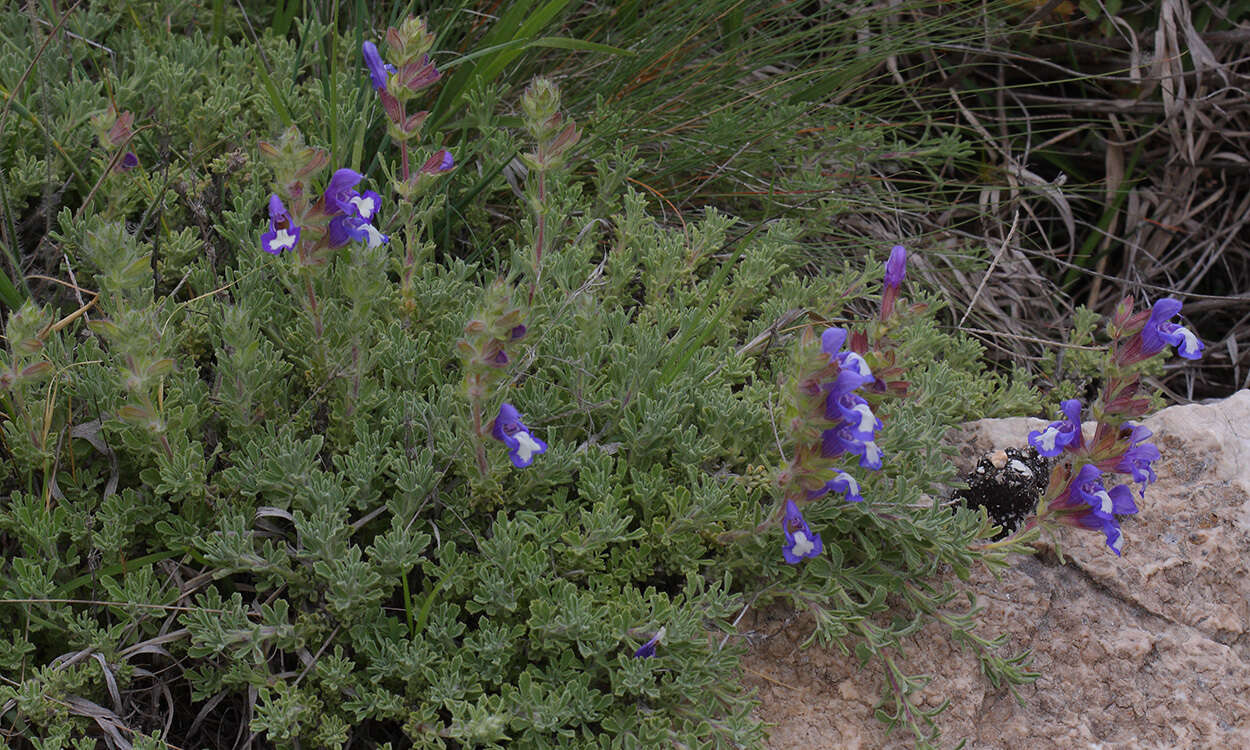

left=836, top=351, right=874, bottom=384
left=322, top=168, right=388, bottom=247
left=821, top=425, right=883, bottom=470
left=825, top=471, right=864, bottom=503
left=884, top=245, right=907, bottom=288
left=820, top=327, right=848, bottom=358
left=260, top=194, right=301, bottom=255
left=1071, top=510, right=1125, bottom=555
left=490, top=403, right=547, bottom=468
left=1140, top=298, right=1203, bottom=360
left=819, top=327, right=874, bottom=393
left=1068, top=464, right=1138, bottom=520
left=348, top=190, right=383, bottom=222
left=1028, top=399, right=1083, bottom=457
left=115, top=151, right=139, bottom=172
left=419, top=149, right=455, bottom=175
left=827, top=392, right=881, bottom=440
left=328, top=214, right=389, bottom=249
left=362, top=41, right=396, bottom=90
left=324, top=168, right=365, bottom=216
left=853, top=440, right=883, bottom=470
left=781, top=500, right=822, bottom=564
left=632, top=626, right=666, bottom=658
left=1116, top=424, right=1160, bottom=496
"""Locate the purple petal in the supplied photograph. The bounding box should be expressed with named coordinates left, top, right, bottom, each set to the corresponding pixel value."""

left=362, top=41, right=392, bottom=90
left=884, top=245, right=907, bottom=288
left=826, top=471, right=864, bottom=503
left=820, top=327, right=848, bottom=358
left=325, top=168, right=364, bottom=216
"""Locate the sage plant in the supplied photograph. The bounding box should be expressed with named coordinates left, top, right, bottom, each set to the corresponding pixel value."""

left=258, top=129, right=388, bottom=337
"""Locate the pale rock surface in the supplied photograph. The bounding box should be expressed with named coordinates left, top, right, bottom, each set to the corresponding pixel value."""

left=742, top=390, right=1250, bottom=749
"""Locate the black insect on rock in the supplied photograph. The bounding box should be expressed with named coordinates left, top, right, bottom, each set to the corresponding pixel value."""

left=953, top=446, right=1053, bottom=540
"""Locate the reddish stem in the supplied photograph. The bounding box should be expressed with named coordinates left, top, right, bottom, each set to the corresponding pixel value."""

left=399, top=100, right=410, bottom=182
left=305, top=275, right=323, bottom=338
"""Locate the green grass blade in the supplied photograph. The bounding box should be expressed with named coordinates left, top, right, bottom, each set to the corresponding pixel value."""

left=429, top=0, right=580, bottom=131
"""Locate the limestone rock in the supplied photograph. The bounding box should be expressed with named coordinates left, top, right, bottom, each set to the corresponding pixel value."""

left=742, top=390, right=1250, bottom=749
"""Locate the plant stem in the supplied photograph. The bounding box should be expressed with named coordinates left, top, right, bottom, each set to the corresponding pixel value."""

left=304, top=274, right=322, bottom=338
left=471, top=395, right=488, bottom=475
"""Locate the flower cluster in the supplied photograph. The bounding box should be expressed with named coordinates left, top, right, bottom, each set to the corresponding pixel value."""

left=260, top=168, right=388, bottom=256
left=816, top=327, right=884, bottom=477
left=773, top=325, right=884, bottom=563
left=1020, top=297, right=1203, bottom=555
left=770, top=247, right=911, bottom=565
left=1027, top=401, right=1147, bottom=554
left=323, top=169, right=389, bottom=249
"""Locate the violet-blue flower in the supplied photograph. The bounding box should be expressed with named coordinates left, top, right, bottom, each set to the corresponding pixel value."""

left=115, top=151, right=139, bottom=172
left=825, top=471, right=864, bottom=503
left=328, top=214, right=389, bottom=249
left=1116, top=424, right=1160, bottom=496
left=260, top=194, right=301, bottom=255
left=781, top=499, right=822, bottom=564
left=885, top=245, right=907, bottom=288
left=828, top=392, right=882, bottom=440
left=362, top=41, right=397, bottom=91
left=1028, top=398, right=1083, bottom=457
left=1140, top=297, right=1203, bottom=360
left=837, top=351, right=873, bottom=382
left=853, top=439, right=883, bottom=470
left=632, top=626, right=666, bottom=658
left=490, top=403, right=547, bottom=468
left=348, top=190, right=383, bottom=222
left=1069, top=464, right=1137, bottom=520
left=324, top=168, right=366, bottom=216
left=1072, top=510, right=1125, bottom=555
left=821, top=422, right=883, bottom=470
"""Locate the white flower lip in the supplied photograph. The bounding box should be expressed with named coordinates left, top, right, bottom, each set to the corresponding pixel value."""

left=271, top=228, right=297, bottom=251
left=791, top=531, right=814, bottom=557
left=514, top=431, right=543, bottom=463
